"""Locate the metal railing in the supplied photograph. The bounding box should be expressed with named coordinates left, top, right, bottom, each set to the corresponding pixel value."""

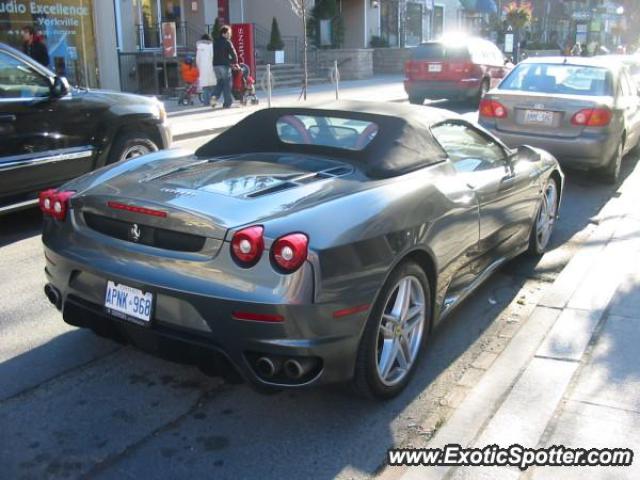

left=135, top=22, right=203, bottom=51
left=118, top=50, right=196, bottom=95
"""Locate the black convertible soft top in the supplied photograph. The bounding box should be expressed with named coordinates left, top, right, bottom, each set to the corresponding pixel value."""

left=195, top=100, right=452, bottom=178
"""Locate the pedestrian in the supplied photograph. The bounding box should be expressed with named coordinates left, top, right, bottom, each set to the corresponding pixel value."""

left=570, top=42, right=582, bottom=57
left=211, top=25, right=238, bottom=109
left=21, top=26, right=49, bottom=67
left=196, top=33, right=216, bottom=106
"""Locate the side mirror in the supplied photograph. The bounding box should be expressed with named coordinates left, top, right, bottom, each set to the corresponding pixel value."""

left=50, top=76, right=70, bottom=98
left=516, top=144, right=540, bottom=162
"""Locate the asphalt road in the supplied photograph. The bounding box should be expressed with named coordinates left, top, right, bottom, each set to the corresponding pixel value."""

left=1, top=105, right=636, bottom=479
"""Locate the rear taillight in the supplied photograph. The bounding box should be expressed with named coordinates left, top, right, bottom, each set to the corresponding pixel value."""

left=479, top=99, right=508, bottom=119
left=404, top=60, right=421, bottom=78
left=39, top=189, right=74, bottom=220
left=571, top=108, right=612, bottom=127
left=231, top=226, right=264, bottom=267
left=271, top=233, right=308, bottom=273
left=450, top=61, right=475, bottom=74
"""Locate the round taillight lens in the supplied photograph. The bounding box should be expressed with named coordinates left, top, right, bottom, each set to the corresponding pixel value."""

left=271, top=233, right=308, bottom=273
left=231, top=226, right=264, bottom=266
left=572, top=111, right=588, bottom=125
left=494, top=104, right=506, bottom=118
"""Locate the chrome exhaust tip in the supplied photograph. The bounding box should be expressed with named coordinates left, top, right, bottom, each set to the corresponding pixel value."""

left=283, top=358, right=314, bottom=380
left=44, top=284, right=61, bottom=310
left=255, top=356, right=280, bottom=378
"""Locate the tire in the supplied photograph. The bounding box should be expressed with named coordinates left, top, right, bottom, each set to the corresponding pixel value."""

left=473, top=79, right=490, bottom=106
left=528, top=177, right=559, bottom=256
left=107, top=130, right=159, bottom=165
left=408, top=95, right=425, bottom=105
left=600, top=138, right=624, bottom=185
left=352, top=261, right=431, bottom=399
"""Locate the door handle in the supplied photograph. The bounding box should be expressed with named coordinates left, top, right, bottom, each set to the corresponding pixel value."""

left=500, top=174, right=516, bottom=190
left=0, top=114, right=16, bottom=123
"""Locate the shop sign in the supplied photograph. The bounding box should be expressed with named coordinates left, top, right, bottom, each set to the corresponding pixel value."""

left=232, top=23, right=256, bottom=78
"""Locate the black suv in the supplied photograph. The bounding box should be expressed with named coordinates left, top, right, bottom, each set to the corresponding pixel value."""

left=0, top=43, right=171, bottom=215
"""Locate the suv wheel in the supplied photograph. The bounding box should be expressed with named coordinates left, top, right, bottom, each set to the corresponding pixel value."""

left=474, top=79, right=490, bottom=105
left=108, top=131, right=159, bottom=164
left=352, top=261, right=431, bottom=399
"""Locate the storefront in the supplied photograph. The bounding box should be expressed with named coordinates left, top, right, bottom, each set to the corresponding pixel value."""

left=0, top=0, right=99, bottom=87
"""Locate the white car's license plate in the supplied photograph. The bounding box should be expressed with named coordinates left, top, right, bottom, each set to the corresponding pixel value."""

left=428, top=63, right=442, bottom=72
left=104, top=281, right=153, bottom=324
left=524, top=110, right=554, bottom=125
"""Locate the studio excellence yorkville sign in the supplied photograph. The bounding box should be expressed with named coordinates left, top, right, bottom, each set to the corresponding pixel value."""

left=0, top=1, right=90, bottom=16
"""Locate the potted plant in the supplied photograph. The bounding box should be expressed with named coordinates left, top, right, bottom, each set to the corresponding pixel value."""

left=503, top=1, right=532, bottom=62
left=267, top=17, right=285, bottom=64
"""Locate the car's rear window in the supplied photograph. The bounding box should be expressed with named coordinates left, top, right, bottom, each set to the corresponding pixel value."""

left=411, top=43, right=470, bottom=61
left=276, top=115, right=379, bottom=151
left=499, top=63, right=613, bottom=96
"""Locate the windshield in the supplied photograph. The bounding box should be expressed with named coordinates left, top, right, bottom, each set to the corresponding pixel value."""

left=499, top=63, right=613, bottom=96
left=276, top=115, right=379, bottom=151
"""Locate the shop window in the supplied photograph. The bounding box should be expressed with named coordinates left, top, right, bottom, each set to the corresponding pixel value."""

left=0, top=0, right=98, bottom=88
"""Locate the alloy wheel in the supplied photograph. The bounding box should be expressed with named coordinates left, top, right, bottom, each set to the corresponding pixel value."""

left=119, top=144, right=152, bottom=162
left=375, top=275, right=426, bottom=386
left=535, top=181, right=558, bottom=251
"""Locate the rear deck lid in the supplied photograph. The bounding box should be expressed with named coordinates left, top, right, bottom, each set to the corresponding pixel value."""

left=77, top=153, right=358, bottom=242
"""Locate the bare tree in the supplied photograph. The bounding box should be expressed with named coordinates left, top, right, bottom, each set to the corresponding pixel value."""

left=286, top=0, right=309, bottom=100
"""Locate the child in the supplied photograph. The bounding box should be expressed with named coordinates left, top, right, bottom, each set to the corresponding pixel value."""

left=179, top=56, right=199, bottom=105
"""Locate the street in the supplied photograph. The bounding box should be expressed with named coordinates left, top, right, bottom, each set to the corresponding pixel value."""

left=1, top=101, right=635, bottom=478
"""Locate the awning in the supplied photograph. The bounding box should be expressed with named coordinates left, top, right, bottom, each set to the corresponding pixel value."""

left=459, top=0, right=498, bottom=14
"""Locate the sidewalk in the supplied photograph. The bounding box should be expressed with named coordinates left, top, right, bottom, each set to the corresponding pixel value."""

left=385, top=161, right=640, bottom=480
left=166, top=75, right=406, bottom=142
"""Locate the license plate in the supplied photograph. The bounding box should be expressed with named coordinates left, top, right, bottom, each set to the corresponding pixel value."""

left=428, top=63, right=442, bottom=72
left=524, top=110, right=554, bottom=125
left=104, top=281, right=153, bottom=324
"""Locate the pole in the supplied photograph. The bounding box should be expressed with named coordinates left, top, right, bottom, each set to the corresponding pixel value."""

left=334, top=60, right=339, bottom=100
left=302, top=0, right=308, bottom=101
left=267, top=63, right=272, bottom=108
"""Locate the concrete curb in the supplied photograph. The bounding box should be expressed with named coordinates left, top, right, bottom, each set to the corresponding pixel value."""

left=382, top=164, right=640, bottom=480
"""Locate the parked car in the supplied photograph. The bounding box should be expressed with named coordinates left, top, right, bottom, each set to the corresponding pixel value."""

left=479, top=56, right=640, bottom=183
left=0, top=42, right=171, bottom=215
left=41, top=102, right=563, bottom=399
left=404, top=36, right=510, bottom=105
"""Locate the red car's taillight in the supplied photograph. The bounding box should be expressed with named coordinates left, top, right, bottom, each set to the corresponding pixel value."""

left=39, top=189, right=74, bottom=220
left=231, top=226, right=264, bottom=266
left=271, top=233, right=308, bottom=273
left=479, top=99, right=508, bottom=118
left=571, top=108, right=612, bottom=127
left=449, top=61, right=475, bottom=74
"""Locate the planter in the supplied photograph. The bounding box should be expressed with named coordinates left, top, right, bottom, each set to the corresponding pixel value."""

left=267, top=50, right=285, bottom=65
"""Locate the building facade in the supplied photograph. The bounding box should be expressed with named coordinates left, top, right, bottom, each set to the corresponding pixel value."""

left=0, top=0, right=470, bottom=92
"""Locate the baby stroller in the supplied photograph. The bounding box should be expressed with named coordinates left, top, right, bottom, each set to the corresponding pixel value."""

left=178, top=56, right=200, bottom=106
left=232, top=63, right=259, bottom=106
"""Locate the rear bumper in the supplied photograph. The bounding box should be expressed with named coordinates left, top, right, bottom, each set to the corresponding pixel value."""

left=404, top=79, right=481, bottom=100
left=43, top=242, right=371, bottom=390
left=480, top=123, right=618, bottom=170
